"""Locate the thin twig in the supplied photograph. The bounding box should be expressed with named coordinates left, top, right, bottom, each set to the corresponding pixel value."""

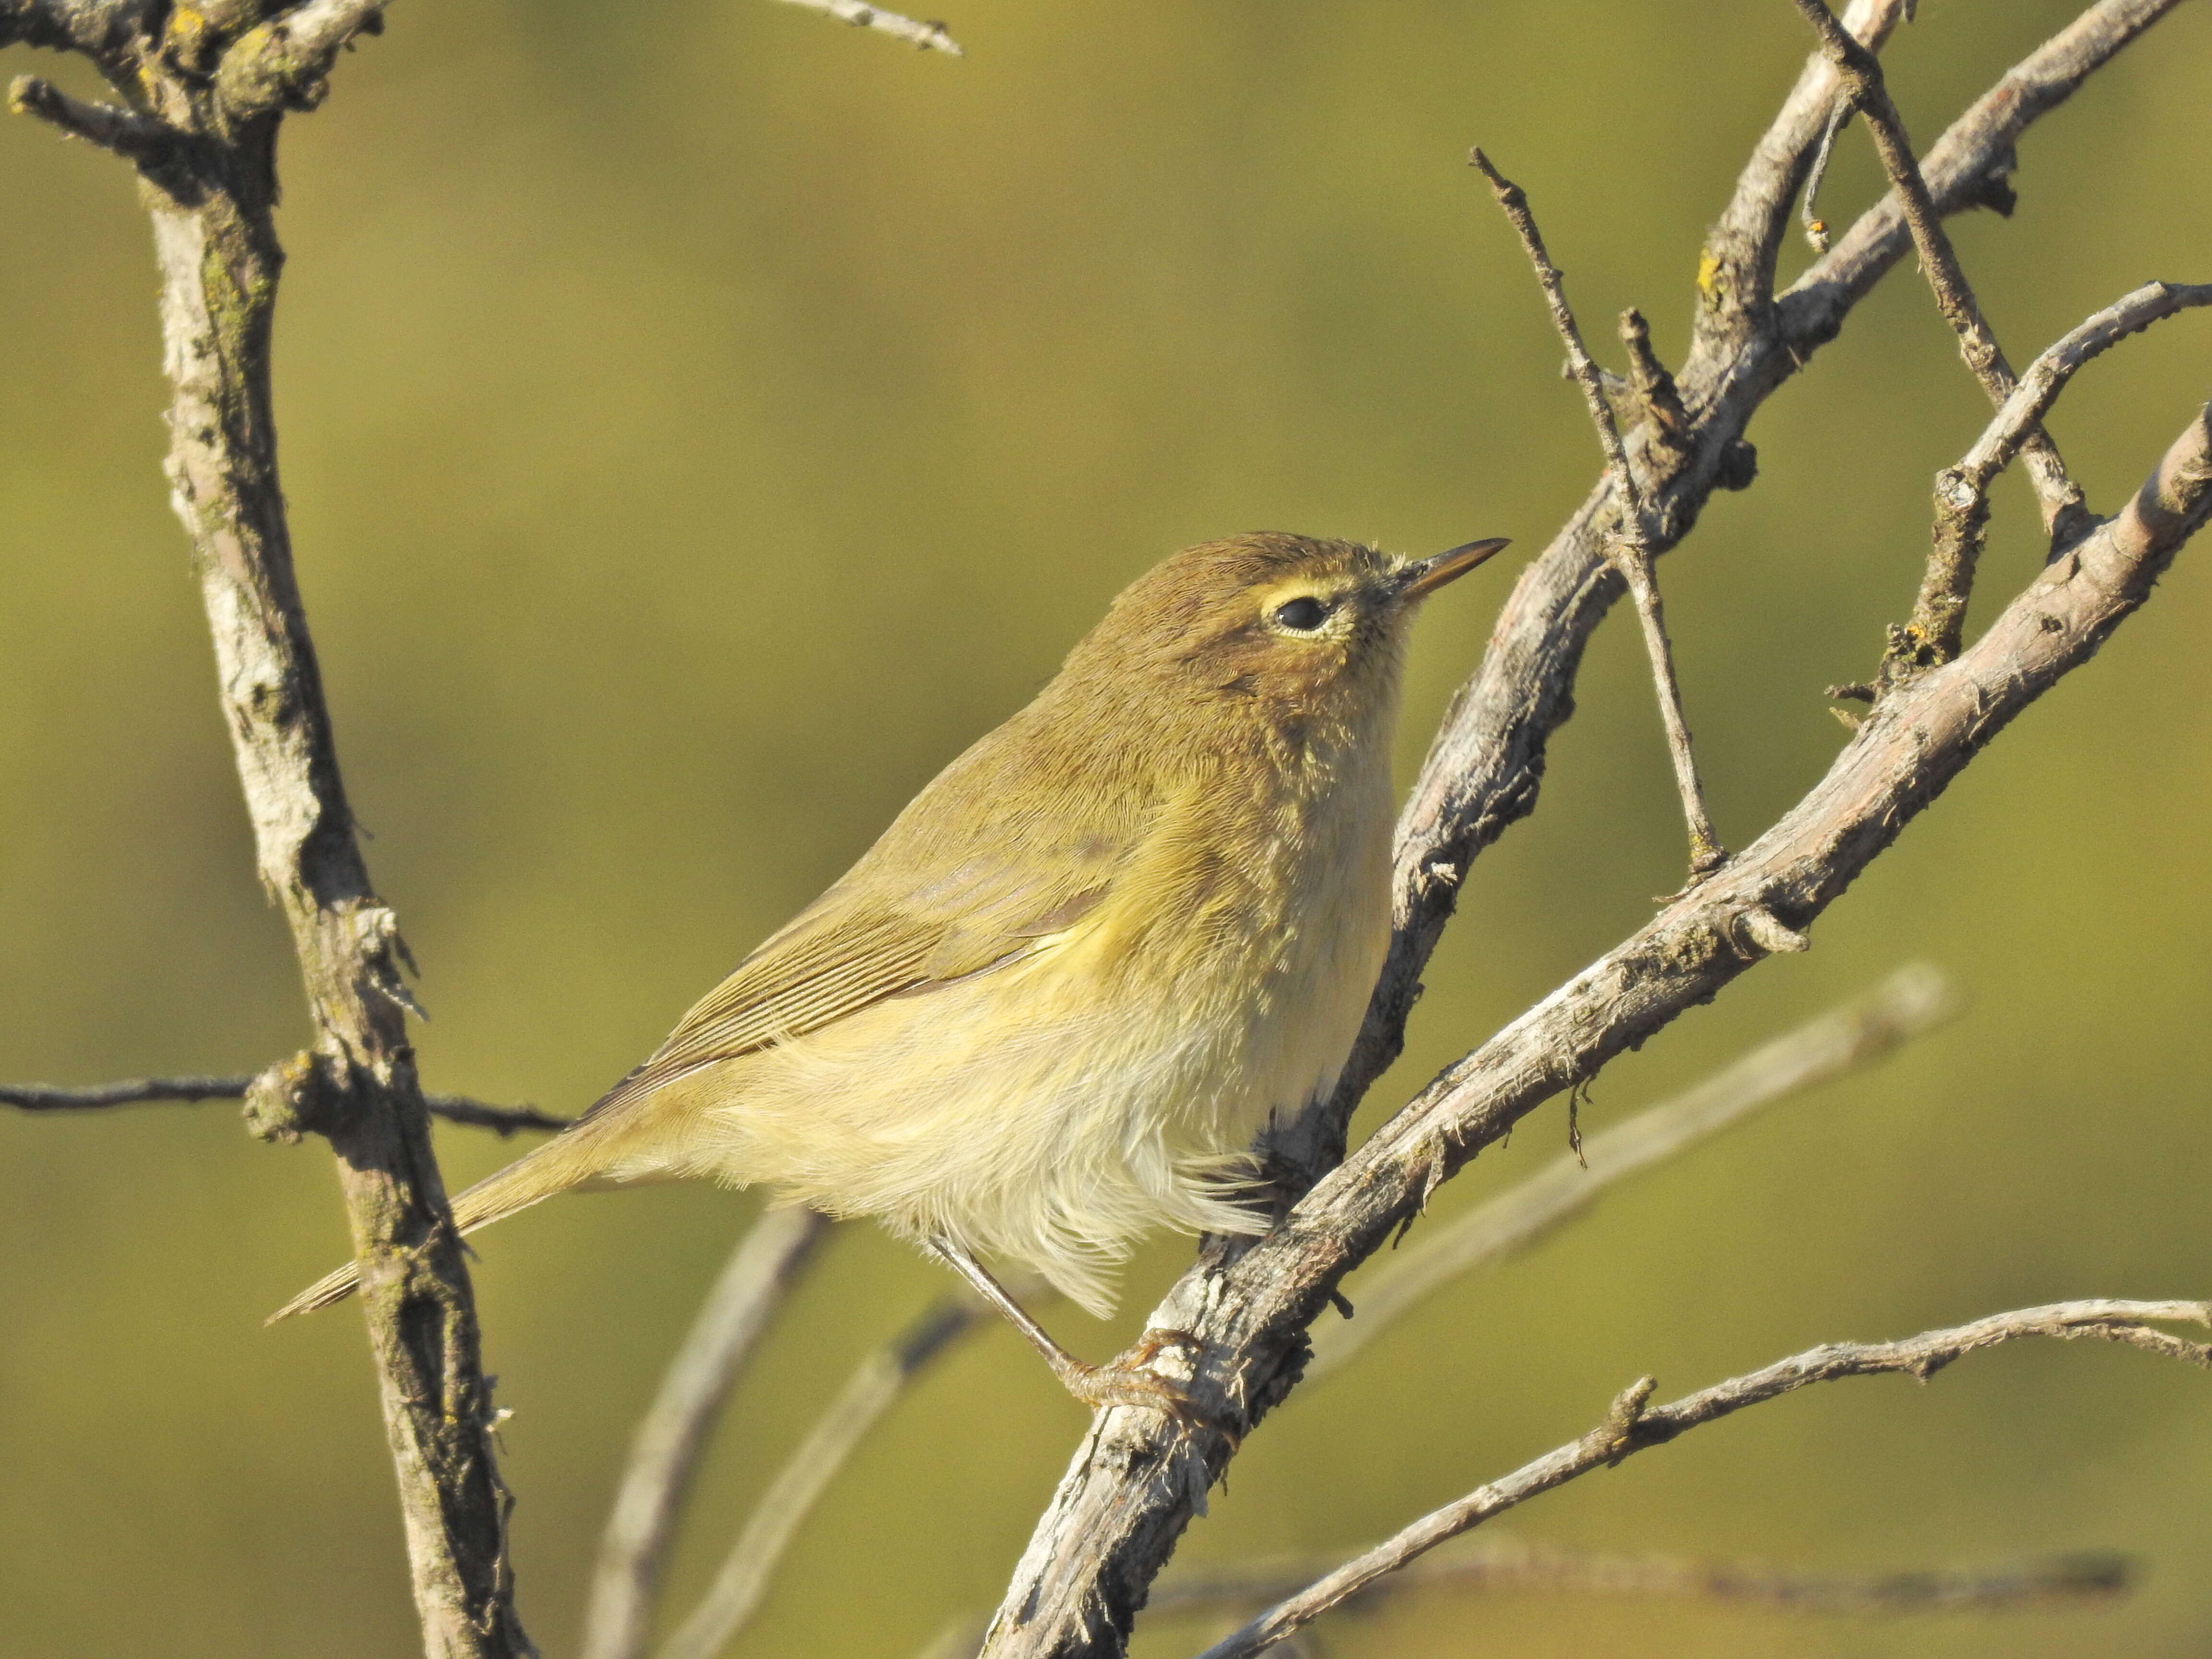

left=7, top=72, right=175, bottom=161
left=980, top=392, right=2212, bottom=1656
left=986, top=2, right=2203, bottom=1631
left=1194, top=1301, right=2210, bottom=1659
left=0, top=1073, right=570, bottom=1136
left=769, top=0, right=962, bottom=56
left=1151, top=1537, right=2128, bottom=1621
left=1304, top=963, right=1958, bottom=1385
left=1903, top=279, right=2212, bottom=672
left=1799, top=93, right=1853, bottom=253
left=655, top=1290, right=1010, bottom=1659
left=1472, top=148, right=1726, bottom=878
left=580, top=1208, right=835, bottom=1659
left=1787, top=0, right=2084, bottom=541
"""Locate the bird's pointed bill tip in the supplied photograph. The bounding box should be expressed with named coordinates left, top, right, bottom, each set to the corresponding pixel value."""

left=1399, top=536, right=1512, bottom=599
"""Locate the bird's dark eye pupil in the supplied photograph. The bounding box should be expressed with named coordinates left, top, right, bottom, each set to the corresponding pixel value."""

left=1274, top=597, right=1329, bottom=631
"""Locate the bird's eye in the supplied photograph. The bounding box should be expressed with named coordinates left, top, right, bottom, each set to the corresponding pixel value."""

left=1272, top=596, right=1331, bottom=632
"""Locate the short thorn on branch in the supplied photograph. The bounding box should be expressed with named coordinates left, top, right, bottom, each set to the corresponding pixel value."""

left=8, top=75, right=178, bottom=164
left=1471, top=146, right=1728, bottom=880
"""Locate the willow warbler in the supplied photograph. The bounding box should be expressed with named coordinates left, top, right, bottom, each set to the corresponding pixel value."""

left=276, top=531, right=1506, bottom=1411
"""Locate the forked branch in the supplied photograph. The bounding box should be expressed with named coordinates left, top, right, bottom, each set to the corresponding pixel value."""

left=1786, top=0, right=2084, bottom=539
left=1471, top=148, right=1726, bottom=878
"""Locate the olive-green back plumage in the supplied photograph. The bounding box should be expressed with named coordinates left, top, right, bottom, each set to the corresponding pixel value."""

left=275, top=533, right=1492, bottom=1322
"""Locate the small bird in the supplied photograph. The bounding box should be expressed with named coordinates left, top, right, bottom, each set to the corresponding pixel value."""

left=276, top=531, right=1506, bottom=1413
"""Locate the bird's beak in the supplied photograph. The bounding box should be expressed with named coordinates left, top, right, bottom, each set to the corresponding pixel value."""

left=1397, top=537, right=1512, bottom=601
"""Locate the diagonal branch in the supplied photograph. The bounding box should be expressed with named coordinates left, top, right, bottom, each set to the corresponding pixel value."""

left=1786, top=0, right=2084, bottom=541
left=1193, top=1300, right=2210, bottom=1659
left=1473, top=148, right=1726, bottom=878
left=8, top=72, right=176, bottom=161
left=769, top=0, right=963, bottom=56
left=1302, top=963, right=1958, bottom=1386
left=0, top=1071, right=570, bottom=1136
left=1304, top=0, right=2177, bottom=1206
left=1155, top=1539, right=2129, bottom=1623
left=981, top=385, right=2212, bottom=1656
left=581, top=1208, right=834, bottom=1659
left=654, top=1288, right=1012, bottom=1659
left=1694, top=0, right=1908, bottom=351
left=1894, top=279, right=2212, bottom=674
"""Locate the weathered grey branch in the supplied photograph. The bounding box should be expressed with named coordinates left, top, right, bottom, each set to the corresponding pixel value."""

left=927, top=1534, right=2114, bottom=1658
left=656, top=1290, right=1004, bottom=1659
left=581, top=1208, right=834, bottom=1659
left=1786, top=0, right=2083, bottom=542
left=1153, top=1538, right=2128, bottom=1623
left=1306, top=0, right=2175, bottom=1192
left=986, top=312, right=2209, bottom=1659
left=0, top=2, right=535, bottom=1651
left=215, top=0, right=390, bottom=117
left=979, top=6, right=2204, bottom=1642
left=1302, top=963, right=1958, bottom=1386
left=8, top=72, right=174, bottom=159
left=0, top=0, right=153, bottom=59
left=1904, top=280, right=2212, bottom=670
left=1776, top=0, right=2185, bottom=360
left=769, top=0, right=962, bottom=56
left=1472, top=147, right=1726, bottom=878
left=1192, top=1300, right=2210, bottom=1659
left=0, top=1072, right=570, bottom=1136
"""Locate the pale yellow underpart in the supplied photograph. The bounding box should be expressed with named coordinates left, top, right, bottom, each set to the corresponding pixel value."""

left=606, top=731, right=1393, bottom=1318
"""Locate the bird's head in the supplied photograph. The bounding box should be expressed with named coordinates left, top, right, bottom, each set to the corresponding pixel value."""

left=1058, top=531, right=1509, bottom=738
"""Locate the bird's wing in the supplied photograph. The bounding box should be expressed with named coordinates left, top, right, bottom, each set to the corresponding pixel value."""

left=577, top=826, right=1127, bottom=1123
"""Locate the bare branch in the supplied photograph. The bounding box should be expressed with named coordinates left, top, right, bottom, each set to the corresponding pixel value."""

left=1311, top=0, right=2176, bottom=1209
left=8, top=72, right=175, bottom=161
left=1797, top=96, right=1852, bottom=253
left=1903, top=279, right=2212, bottom=673
left=581, top=1208, right=834, bottom=1659
left=216, top=0, right=389, bottom=117
left=1472, top=148, right=1725, bottom=878
left=769, top=0, right=962, bottom=57
left=1, top=1072, right=570, bottom=1136
left=0, top=0, right=156, bottom=59
left=1786, top=0, right=2083, bottom=542
left=1194, top=1301, right=2209, bottom=1659
left=656, top=1290, right=1004, bottom=1659
left=1780, top=0, right=2186, bottom=368
left=1303, top=964, right=1958, bottom=1386
left=1695, top=0, right=1909, bottom=346
left=33, top=7, right=535, bottom=1647
left=982, top=389, right=2212, bottom=1656
left=1150, top=1537, right=2128, bottom=1622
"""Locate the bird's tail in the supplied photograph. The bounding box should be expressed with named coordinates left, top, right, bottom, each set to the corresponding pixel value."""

left=266, top=1121, right=622, bottom=1324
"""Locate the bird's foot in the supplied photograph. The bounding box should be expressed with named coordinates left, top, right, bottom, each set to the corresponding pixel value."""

left=1050, top=1329, right=1234, bottom=1436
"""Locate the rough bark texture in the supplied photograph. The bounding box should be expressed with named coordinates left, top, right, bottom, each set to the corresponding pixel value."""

left=981, top=4, right=2200, bottom=1651
left=2, top=6, right=535, bottom=1654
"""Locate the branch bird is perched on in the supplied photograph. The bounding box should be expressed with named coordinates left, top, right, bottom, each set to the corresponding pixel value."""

left=276, top=531, right=1508, bottom=1414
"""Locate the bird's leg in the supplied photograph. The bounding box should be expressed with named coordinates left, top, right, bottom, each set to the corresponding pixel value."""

left=925, top=1236, right=1214, bottom=1426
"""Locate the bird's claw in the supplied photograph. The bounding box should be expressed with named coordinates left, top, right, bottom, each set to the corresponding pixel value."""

left=1057, top=1328, right=1237, bottom=1438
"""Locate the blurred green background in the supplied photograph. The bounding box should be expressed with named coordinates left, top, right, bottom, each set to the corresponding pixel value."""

left=2, top=1, right=2209, bottom=1654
